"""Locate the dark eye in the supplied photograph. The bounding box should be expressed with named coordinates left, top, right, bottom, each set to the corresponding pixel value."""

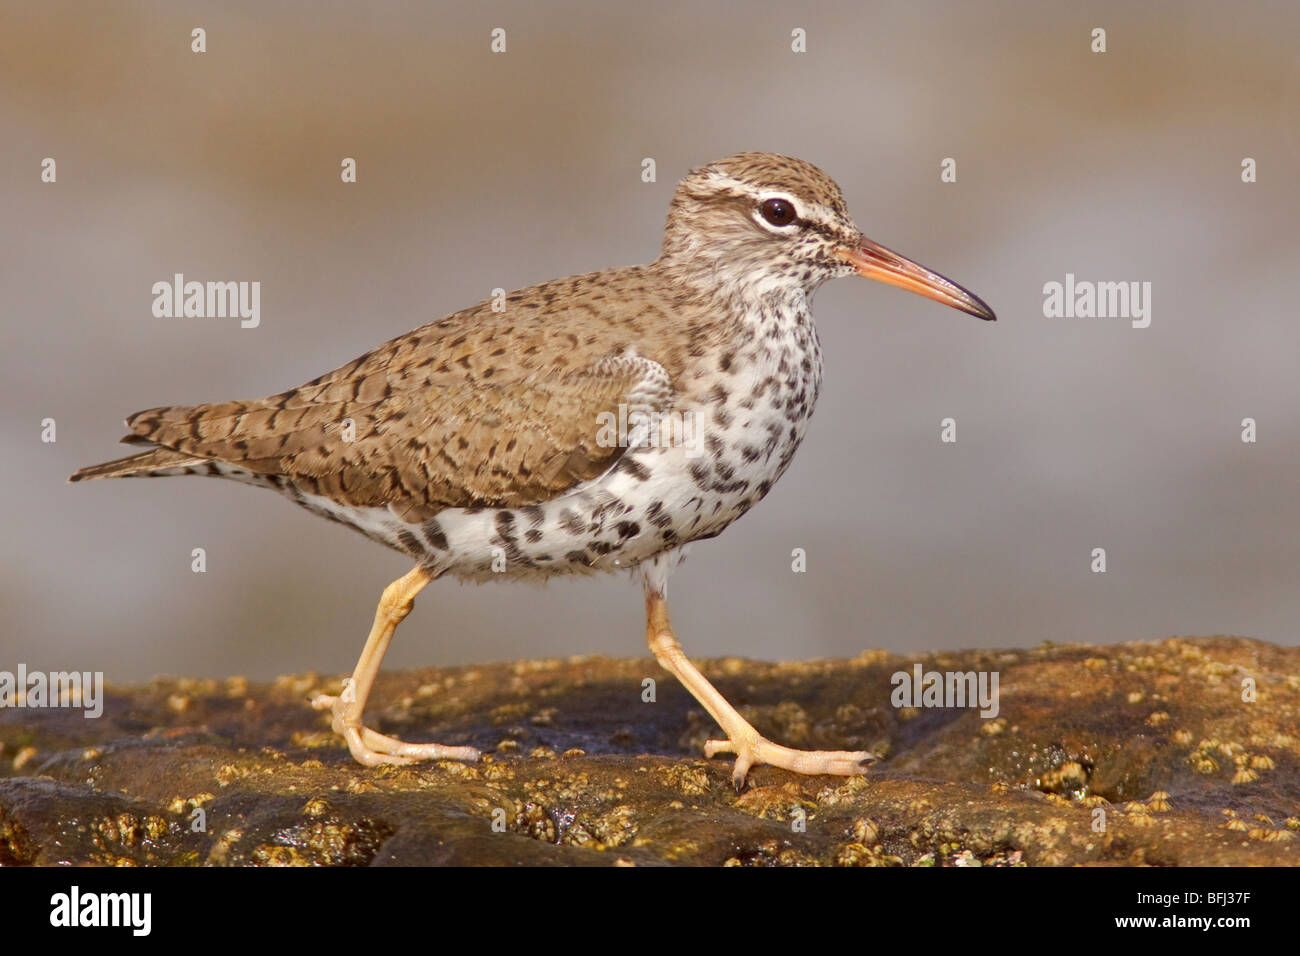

left=759, top=198, right=797, bottom=227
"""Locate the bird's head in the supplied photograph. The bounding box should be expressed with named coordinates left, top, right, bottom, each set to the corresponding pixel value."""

left=659, top=152, right=995, bottom=320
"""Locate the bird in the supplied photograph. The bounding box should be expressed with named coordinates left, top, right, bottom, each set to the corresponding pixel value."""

left=71, top=152, right=995, bottom=790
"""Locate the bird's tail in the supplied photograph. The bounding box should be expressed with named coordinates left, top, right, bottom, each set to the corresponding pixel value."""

left=68, top=447, right=209, bottom=482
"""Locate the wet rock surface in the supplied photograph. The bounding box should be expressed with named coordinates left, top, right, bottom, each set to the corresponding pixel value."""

left=1, top=636, right=1296, bottom=866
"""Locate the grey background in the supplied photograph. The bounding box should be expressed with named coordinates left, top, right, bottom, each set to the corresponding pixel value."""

left=3, top=2, right=1298, bottom=682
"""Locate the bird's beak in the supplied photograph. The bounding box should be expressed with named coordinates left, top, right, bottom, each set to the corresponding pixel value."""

left=837, top=237, right=996, bottom=321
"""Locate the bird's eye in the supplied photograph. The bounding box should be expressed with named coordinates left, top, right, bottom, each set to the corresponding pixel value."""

left=759, top=198, right=797, bottom=227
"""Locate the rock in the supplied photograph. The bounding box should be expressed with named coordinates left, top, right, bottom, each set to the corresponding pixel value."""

left=1, top=637, right=1296, bottom=865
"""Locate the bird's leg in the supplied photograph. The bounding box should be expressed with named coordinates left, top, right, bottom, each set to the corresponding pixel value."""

left=311, top=565, right=480, bottom=767
left=644, top=587, right=875, bottom=791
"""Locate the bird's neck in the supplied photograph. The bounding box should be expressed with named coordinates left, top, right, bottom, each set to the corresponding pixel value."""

left=655, top=254, right=819, bottom=327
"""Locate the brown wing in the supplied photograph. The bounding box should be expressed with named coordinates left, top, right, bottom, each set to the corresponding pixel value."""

left=122, top=286, right=676, bottom=521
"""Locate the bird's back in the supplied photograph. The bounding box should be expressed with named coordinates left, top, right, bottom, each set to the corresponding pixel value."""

left=72, top=264, right=720, bottom=525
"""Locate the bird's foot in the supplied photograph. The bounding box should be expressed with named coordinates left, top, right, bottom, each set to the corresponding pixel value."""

left=310, top=692, right=481, bottom=767
left=704, top=734, right=877, bottom=792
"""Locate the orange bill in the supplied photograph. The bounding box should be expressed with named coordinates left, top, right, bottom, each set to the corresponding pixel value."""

left=838, top=238, right=996, bottom=321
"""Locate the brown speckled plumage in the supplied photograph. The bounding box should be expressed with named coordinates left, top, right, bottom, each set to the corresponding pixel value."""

left=115, top=267, right=710, bottom=521
left=72, top=153, right=994, bottom=783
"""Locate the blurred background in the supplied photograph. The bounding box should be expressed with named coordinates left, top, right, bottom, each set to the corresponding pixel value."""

left=3, top=2, right=1298, bottom=682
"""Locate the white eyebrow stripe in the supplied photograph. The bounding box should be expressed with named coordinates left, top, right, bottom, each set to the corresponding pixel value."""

left=701, top=173, right=844, bottom=232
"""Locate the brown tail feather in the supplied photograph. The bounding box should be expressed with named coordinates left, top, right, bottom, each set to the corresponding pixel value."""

left=68, top=447, right=209, bottom=482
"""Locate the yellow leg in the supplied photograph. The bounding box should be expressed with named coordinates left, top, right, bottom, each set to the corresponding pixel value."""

left=645, top=589, right=875, bottom=790
left=311, top=566, right=480, bottom=767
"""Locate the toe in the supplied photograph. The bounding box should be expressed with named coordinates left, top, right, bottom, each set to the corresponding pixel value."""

left=703, top=738, right=735, bottom=758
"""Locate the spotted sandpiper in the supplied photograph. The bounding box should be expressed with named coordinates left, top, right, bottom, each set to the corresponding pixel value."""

left=72, top=153, right=995, bottom=789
